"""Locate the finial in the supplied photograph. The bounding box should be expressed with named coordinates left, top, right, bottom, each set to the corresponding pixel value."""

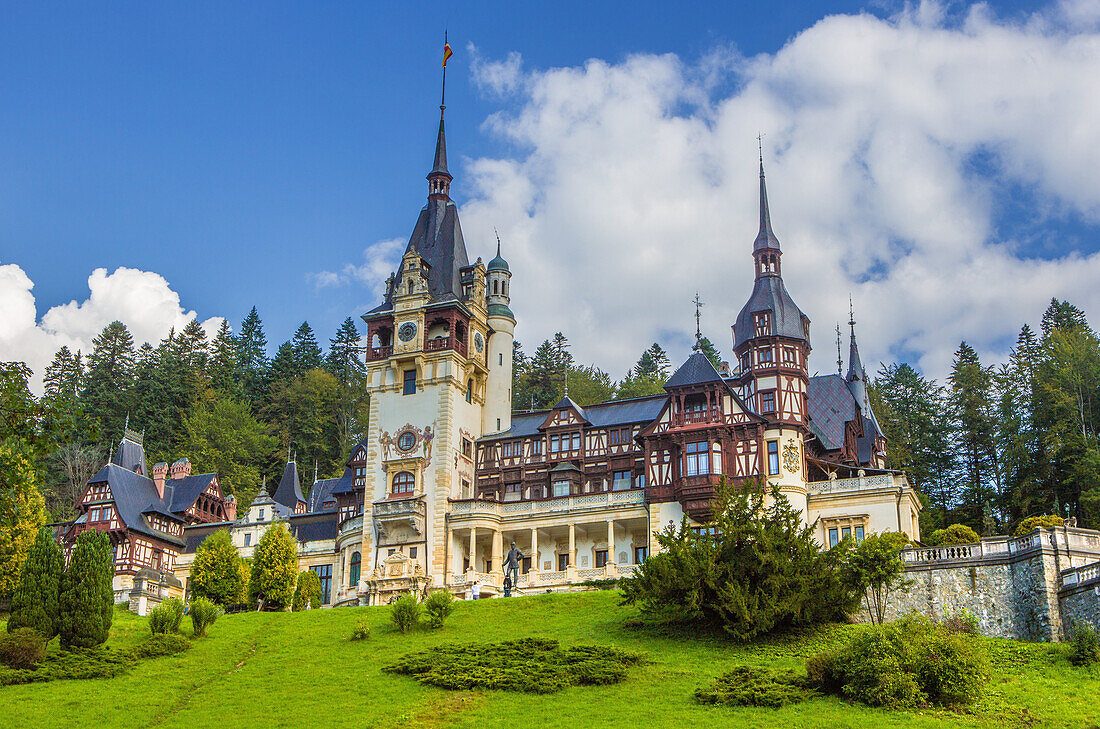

left=494, top=228, right=501, bottom=258
left=287, top=446, right=292, bottom=463
left=848, top=295, right=856, bottom=336
left=440, top=30, right=451, bottom=114
left=314, top=460, right=318, bottom=484
left=836, top=323, right=843, bottom=377
left=757, top=132, right=764, bottom=166
left=692, top=292, right=704, bottom=349
left=563, top=361, right=569, bottom=398
left=124, top=413, right=129, bottom=431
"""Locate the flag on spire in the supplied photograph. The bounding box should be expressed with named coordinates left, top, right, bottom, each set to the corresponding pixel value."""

left=442, top=42, right=453, bottom=67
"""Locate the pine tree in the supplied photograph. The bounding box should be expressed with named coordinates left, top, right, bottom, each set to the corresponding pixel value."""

left=291, top=322, right=323, bottom=373
left=0, top=442, right=47, bottom=604
left=268, top=341, right=298, bottom=387
left=324, top=318, right=366, bottom=387
left=324, top=318, right=370, bottom=459
left=7, top=527, right=63, bottom=638
left=82, top=321, right=136, bottom=439
left=1041, top=298, right=1090, bottom=338
left=696, top=336, right=723, bottom=371
left=249, top=522, right=298, bottom=610
left=58, top=529, right=114, bottom=648
left=237, top=307, right=269, bottom=405
left=189, top=530, right=246, bottom=606
left=208, top=320, right=242, bottom=393
left=948, top=342, right=1001, bottom=533
left=0, top=361, right=37, bottom=445
left=178, top=319, right=210, bottom=375
left=633, top=343, right=670, bottom=381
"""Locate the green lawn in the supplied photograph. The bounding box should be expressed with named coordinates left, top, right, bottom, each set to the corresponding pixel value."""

left=2, top=591, right=1098, bottom=729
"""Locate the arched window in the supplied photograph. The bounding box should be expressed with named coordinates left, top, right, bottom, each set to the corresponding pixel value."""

left=392, top=471, right=414, bottom=495
left=502, top=281, right=508, bottom=296
left=493, top=279, right=499, bottom=294
left=349, top=551, right=361, bottom=586
left=466, top=379, right=473, bottom=403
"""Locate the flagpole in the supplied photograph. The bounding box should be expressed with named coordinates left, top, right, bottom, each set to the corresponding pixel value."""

left=441, top=30, right=448, bottom=114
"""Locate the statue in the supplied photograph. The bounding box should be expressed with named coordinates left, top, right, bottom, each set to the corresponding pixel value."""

left=380, top=432, right=392, bottom=460
left=503, top=541, right=524, bottom=591
left=422, top=425, right=435, bottom=459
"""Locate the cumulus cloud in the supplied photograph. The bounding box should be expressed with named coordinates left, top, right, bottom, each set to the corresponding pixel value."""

left=0, top=264, right=222, bottom=392
left=309, top=238, right=406, bottom=301
left=438, top=1, right=1100, bottom=380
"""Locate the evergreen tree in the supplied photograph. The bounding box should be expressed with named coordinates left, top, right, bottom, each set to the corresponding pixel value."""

left=325, top=318, right=371, bottom=457
left=696, top=336, right=723, bottom=371
left=249, top=522, right=297, bottom=610
left=633, top=343, right=671, bottom=380
left=58, top=529, right=114, bottom=648
left=0, top=442, right=47, bottom=604
left=267, top=341, right=298, bottom=388
left=566, top=365, right=616, bottom=406
left=7, top=527, right=63, bottom=638
left=178, top=318, right=211, bottom=375
left=43, top=347, right=83, bottom=402
left=292, top=569, right=323, bottom=611
left=82, top=321, right=136, bottom=439
left=615, top=372, right=667, bottom=400
left=948, top=342, right=1001, bottom=533
left=237, top=307, right=269, bottom=405
left=511, top=341, right=533, bottom=411
left=182, top=390, right=277, bottom=511
left=0, top=362, right=37, bottom=445
left=189, top=530, right=246, bottom=606
left=291, top=322, right=323, bottom=374
left=263, top=369, right=343, bottom=478
left=324, top=318, right=366, bottom=387
left=524, top=339, right=569, bottom=409
left=1041, top=298, right=1090, bottom=338
left=208, top=320, right=242, bottom=393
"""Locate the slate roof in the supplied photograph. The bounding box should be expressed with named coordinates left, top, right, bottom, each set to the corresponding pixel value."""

left=856, top=414, right=884, bottom=464
left=806, top=375, right=856, bottom=452
left=288, top=512, right=338, bottom=543
left=552, top=395, right=588, bottom=422
left=754, top=162, right=782, bottom=252
left=86, top=464, right=185, bottom=546
left=665, top=351, right=724, bottom=388
left=480, top=396, right=667, bottom=441
left=111, top=436, right=148, bottom=477
left=307, top=476, right=343, bottom=513
left=167, top=473, right=216, bottom=513
left=181, top=522, right=232, bottom=554
left=273, top=461, right=305, bottom=510
left=733, top=275, right=810, bottom=349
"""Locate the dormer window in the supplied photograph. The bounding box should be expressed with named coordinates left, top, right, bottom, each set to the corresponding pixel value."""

left=754, top=312, right=770, bottom=337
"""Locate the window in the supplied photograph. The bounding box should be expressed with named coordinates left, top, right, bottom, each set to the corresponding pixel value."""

left=634, top=472, right=646, bottom=489
left=609, top=427, right=630, bottom=446
left=349, top=552, right=361, bottom=585
left=595, top=550, right=608, bottom=568
left=612, top=470, right=631, bottom=490
left=310, top=564, right=332, bottom=604
left=759, top=347, right=773, bottom=364
left=571, top=432, right=581, bottom=451
left=244, top=533, right=252, bottom=547
left=552, top=480, right=570, bottom=498
left=499, top=353, right=503, bottom=366
left=497, top=418, right=501, bottom=431
left=549, top=434, right=560, bottom=453
left=258, top=508, right=265, bottom=521
left=683, top=441, right=710, bottom=477
left=855, top=526, right=865, bottom=543
left=502, top=441, right=521, bottom=458
left=461, top=479, right=470, bottom=498
left=504, top=484, right=522, bottom=502
left=767, top=441, right=780, bottom=475
left=409, top=546, right=417, bottom=559
left=403, top=369, right=417, bottom=395
left=754, top=311, right=770, bottom=337
left=397, top=431, right=416, bottom=451
left=531, top=439, right=543, bottom=456
left=634, top=546, right=648, bottom=563
left=392, top=471, right=415, bottom=495
left=388, top=548, right=396, bottom=556
left=466, top=379, right=473, bottom=403
left=761, top=391, right=776, bottom=413
left=829, top=528, right=839, bottom=548
left=558, top=553, right=569, bottom=571
left=485, top=560, right=493, bottom=573
left=782, top=347, right=798, bottom=364
left=841, top=526, right=852, bottom=541
left=462, top=438, right=473, bottom=459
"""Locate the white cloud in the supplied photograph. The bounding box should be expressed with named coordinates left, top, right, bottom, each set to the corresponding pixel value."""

left=437, top=2, right=1100, bottom=380
left=310, top=238, right=406, bottom=302
left=0, top=264, right=222, bottom=392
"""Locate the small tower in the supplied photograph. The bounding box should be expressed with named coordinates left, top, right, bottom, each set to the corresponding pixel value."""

left=484, top=235, right=515, bottom=434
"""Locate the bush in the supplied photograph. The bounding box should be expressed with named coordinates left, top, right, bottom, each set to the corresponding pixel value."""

left=7, top=527, right=63, bottom=640
left=384, top=638, right=644, bottom=693
left=189, top=597, right=219, bottom=638
left=620, top=479, right=859, bottom=640
left=148, top=598, right=184, bottom=634
left=424, top=590, right=455, bottom=629
left=927, top=524, right=980, bottom=546
left=350, top=619, right=371, bottom=641
left=249, top=522, right=297, bottom=610
left=130, top=633, right=192, bottom=659
left=694, top=665, right=809, bottom=708
left=943, top=609, right=980, bottom=635
left=0, top=628, right=46, bottom=669
left=189, top=530, right=246, bottom=606
left=805, top=614, right=988, bottom=708
left=0, top=646, right=134, bottom=686
left=1014, top=515, right=1064, bottom=537
left=292, top=570, right=323, bottom=612
left=845, top=531, right=910, bottom=624
left=58, top=529, right=115, bottom=649
left=391, top=593, right=421, bottom=633
left=1069, top=623, right=1100, bottom=666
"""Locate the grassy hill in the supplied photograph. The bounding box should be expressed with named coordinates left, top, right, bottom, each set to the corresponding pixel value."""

left=2, top=590, right=1097, bottom=728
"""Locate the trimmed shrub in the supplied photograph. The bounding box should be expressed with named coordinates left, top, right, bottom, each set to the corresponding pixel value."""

left=694, top=665, right=810, bottom=708
left=1069, top=623, right=1100, bottom=667
left=1014, top=515, right=1064, bottom=537
left=424, top=590, right=455, bottom=629
left=189, top=597, right=219, bottom=638
left=806, top=614, right=988, bottom=708
left=189, top=530, right=246, bottom=606
left=0, top=646, right=133, bottom=686
left=384, top=638, right=644, bottom=693
left=148, top=598, right=184, bottom=634
left=0, top=628, right=46, bottom=669
left=249, top=523, right=297, bottom=610
left=292, top=570, right=323, bottom=612
left=926, top=524, right=980, bottom=546
left=58, top=529, right=115, bottom=649
left=131, top=633, right=192, bottom=659
left=350, top=619, right=371, bottom=641
left=391, top=593, right=421, bottom=633
left=7, top=527, right=63, bottom=639
left=943, top=609, right=980, bottom=635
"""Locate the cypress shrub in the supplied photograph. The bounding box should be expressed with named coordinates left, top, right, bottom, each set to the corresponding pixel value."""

left=292, top=570, right=323, bottom=612
left=248, top=523, right=297, bottom=610
left=189, top=597, right=219, bottom=638
left=694, top=665, right=809, bottom=708
left=0, top=628, right=46, bottom=669
left=189, top=530, right=246, bottom=606
left=7, top=527, right=64, bottom=639
left=424, top=590, right=455, bottom=629
left=148, top=598, right=184, bottom=634
left=390, top=594, right=421, bottom=633
left=58, top=530, right=114, bottom=649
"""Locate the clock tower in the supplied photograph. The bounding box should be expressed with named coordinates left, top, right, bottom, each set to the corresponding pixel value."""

left=358, top=95, right=514, bottom=589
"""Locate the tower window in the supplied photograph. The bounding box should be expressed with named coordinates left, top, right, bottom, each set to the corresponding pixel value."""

left=499, top=353, right=503, bottom=366
left=754, top=312, right=770, bottom=337
left=760, top=391, right=776, bottom=413
left=493, top=280, right=499, bottom=294
left=392, top=471, right=415, bottom=495
left=759, top=347, right=773, bottom=364
left=403, top=370, right=417, bottom=395
left=466, top=379, right=473, bottom=403
left=683, top=441, right=710, bottom=476
left=767, top=441, right=780, bottom=475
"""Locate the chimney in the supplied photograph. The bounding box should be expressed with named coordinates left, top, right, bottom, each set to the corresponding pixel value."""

left=170, top=457, right=192, bottom=480
left=224, top=495, right=237, bottom=522
left=152, top=462, right=169, bottom=499
left=719, top=361, right=731, bottom=377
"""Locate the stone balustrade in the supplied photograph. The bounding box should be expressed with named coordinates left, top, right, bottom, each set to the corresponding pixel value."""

left=1062, top=561, right=1100, bottom=588
left=449, top=489, right=645, bottom=521
left=807, top=473, right=899, bottom=494
left=902, top=527, right=1100, bottom=566
left=338, top=515, right=362, bottom=537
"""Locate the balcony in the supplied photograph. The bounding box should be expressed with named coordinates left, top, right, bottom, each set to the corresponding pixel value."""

left=366, top=345, right=393, bottom=362
left=424, top=336, right=468, bottom=357
left=372, top=497, right=426, bottom=539
left=449, top=489, right=646, bottom=522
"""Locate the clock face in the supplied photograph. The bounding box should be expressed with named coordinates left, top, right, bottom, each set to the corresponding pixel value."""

left=474, top=332, right=484, bottom=353
left=398, top=322, right=417, bottom=342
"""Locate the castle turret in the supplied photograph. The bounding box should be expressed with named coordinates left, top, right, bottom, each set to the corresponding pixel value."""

left=484, top=238, right=515, bottom=434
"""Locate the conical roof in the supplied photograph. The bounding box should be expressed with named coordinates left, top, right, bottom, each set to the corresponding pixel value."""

left=665, top=351, right=724, bottom=389
left=273, top=459, right=305, bottom=510
left=754, top=161, right=781, bottom=252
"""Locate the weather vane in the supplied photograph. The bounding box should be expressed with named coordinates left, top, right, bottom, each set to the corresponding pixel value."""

left=692, top=292, right=704, bottom=349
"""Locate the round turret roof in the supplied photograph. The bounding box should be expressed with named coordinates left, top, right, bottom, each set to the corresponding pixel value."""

left=487, top=252, right=510, bottom=272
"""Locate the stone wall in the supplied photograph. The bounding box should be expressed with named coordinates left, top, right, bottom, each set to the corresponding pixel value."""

left=1060, top=562, right=1100, bottom=637
left=872, top=527, right=1100, bottom=641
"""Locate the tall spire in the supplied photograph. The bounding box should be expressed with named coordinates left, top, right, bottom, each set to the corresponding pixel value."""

left=428, top=32, right=453, bottom=200
left=846, top=296, right=865, bottom=384
left=754, top=137, right=781, bottom=254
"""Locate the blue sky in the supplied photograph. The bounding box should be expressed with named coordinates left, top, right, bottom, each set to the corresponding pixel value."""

left=3, top=0, right=1100, bottom=387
